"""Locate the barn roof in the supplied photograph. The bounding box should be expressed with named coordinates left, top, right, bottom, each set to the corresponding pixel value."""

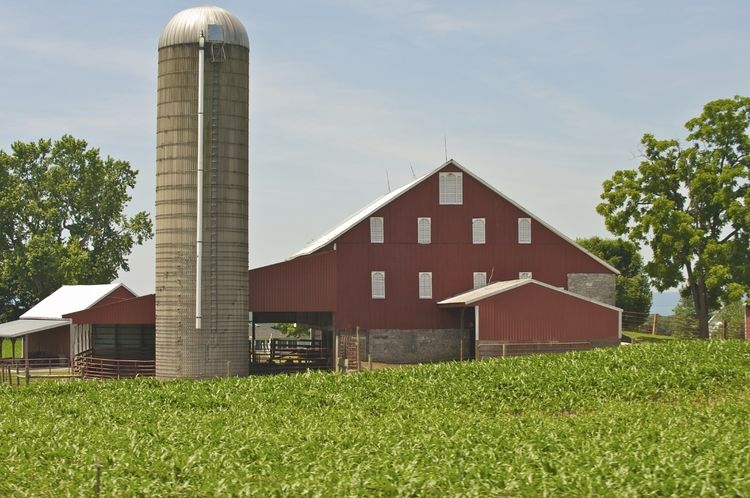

left=290, top=159, right=619, bottom=274
left=20, top=283, right=135, bottom=320
left=437, top=278, right=622, bottom=311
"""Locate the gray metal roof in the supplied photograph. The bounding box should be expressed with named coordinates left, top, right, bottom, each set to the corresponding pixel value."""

left=0, top=319, right=70, bottom=339
left=159, top=6, right=249, bottom=49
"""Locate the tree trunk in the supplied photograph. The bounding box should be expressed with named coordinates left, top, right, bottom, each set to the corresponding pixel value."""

left=693, top=279, right=710, bottom=339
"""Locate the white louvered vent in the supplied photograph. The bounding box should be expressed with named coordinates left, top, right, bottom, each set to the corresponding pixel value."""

left=370, top=217, right=384, bottom=243
left=418, top=272, right=432, bottom=299
left=371, top=271, right=385, bottom=299
left=417, top=217, right=431, bottom=244
left=518, top=218, right=531, bottom=244
left=472, top=218, right=485, bottom=244
left=439, top=172, right=463, bottom=205
left=473, top=272, right=487, bottom=289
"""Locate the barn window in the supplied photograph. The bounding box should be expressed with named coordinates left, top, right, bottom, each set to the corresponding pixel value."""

left=371, top=271, right=385, bottom=299
left=370, top=217, right=384, bottom=243
left=519, top=271, right=532, bottom=279
left=472, top=218, right=485, bottom=244
left=518, top=218, right=531, bottom=244
left=418, top=272, right=432, bottom=299
left=439, top=172, right=463, bottom=205
left=417, top=217, right=431, bottom=244
left=473, top=272, right=487, bottom=289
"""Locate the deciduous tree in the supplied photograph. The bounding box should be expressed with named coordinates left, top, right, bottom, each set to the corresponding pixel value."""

left=576, top=236, right=652, bottom=324
left=597, top=96, right=750, bottom=338
left=0, top=135, right=152, bottom=321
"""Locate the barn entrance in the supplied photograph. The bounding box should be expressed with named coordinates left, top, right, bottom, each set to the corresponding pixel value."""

left=250, top=312, right=334, bottom=374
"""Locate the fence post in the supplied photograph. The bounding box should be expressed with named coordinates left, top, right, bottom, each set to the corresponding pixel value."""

left=368, top=353, right=372, bottom=371
left=356, top=327, right=361, bottom=372
left=651, top=314, right=658, bottom=335
left=502, top=343, right=507, bottom=358
left=334, top=334, right=340, bottom=372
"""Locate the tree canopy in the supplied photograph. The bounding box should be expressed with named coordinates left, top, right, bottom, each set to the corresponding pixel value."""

left=597, top=96, right=750, bottom=338
left=576, top=236, right=652, bottom=324
left=0, top=135, right=152, bottom=321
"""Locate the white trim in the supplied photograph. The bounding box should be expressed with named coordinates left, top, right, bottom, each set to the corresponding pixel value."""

left=371, top=271, right=385, bottom=299
left=370, top=216, right=384, bottom=243
left=289, top=159, right=619, bottom=274
left=418, top=272, right=432, bottom=299
left=618, top=309, right=623, bottom=338
left=439, top=172, right=463, bottom=205
left=473, top=272, right=487, bottom=289
left=417, top=217, right=431, bottom=244
left=518, top=271, right=532, bottom=279
left=472, top=218, right=485, bottom=244
left=518, top=218, right=531, bottom=244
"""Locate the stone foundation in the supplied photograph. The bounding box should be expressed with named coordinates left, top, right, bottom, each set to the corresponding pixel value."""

left=364, top=328, right=471, bottom=364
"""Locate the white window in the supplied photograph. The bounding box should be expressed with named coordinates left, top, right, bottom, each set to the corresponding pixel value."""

left=518, top=218, right=531, bottom=244
left=418, top=272, right=432, bottom=299
left=519, top=271, right=532, bottom=279
left=370, top=217, right=384, bottom=243
left=417, top=217, right=431, bottom=244
left=371, top=271, right=385, bottom=299
left=472, top=218, right=485, bottom=244
left=473, top=272, right=487, bottom=289
left=439, top=172, right=463, bottom=205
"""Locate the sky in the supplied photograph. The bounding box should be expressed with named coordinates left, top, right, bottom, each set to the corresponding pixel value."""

left=1, top=1, right=748, bottom=314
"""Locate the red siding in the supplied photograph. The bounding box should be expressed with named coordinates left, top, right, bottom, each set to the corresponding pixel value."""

left=477, top=284, right=619, bottom=342
left=65, top=294, right=156, bottom=325
left=249, top=251, right=337, bottom=312
left=96, top=286, right=137, bottom=307
left=26, top=325, right=71, bottom=358
left=334, top=164, right=613, bottom=330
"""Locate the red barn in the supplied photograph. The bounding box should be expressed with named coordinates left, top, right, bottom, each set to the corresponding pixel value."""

left=250, top=160, right=621, bottom=363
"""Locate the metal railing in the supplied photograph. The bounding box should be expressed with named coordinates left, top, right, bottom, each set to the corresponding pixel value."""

left=250, top=338, right=330, bottom=373
left=73, top=349, right=155, bottom=379
left=477, top=341, right=592, bottom=359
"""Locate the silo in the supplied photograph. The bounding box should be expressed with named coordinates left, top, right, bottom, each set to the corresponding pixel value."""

left=155, top=6, right=249, bottom=378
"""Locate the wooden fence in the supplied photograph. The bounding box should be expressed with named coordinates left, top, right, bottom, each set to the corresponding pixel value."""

left=73, top=350, right=155, bottom=379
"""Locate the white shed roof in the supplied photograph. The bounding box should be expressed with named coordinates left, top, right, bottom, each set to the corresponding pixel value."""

left=0, top=319, right=70, bottom=339
left=438, top=278, right=621, bottom=311
left=20, top=283, right=133, bottom=320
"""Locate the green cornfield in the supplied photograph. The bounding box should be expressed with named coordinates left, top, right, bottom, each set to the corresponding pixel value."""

left=2, top=341, right=750, bottom=496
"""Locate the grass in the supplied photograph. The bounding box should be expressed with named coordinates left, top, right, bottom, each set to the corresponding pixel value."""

left=1, top=341, right=750, bottom=496
left=623, top=330, right=677, bottom=343
left=1, top=338, right=23, bottom=358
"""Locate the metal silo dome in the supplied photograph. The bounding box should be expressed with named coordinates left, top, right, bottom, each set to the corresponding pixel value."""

left=155, top=6, right=249, bottom=378
left=159, top=6, right=249, bottom=48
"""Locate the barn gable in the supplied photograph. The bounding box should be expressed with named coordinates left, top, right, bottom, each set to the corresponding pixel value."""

left=290, top=159, right=618, bottom=275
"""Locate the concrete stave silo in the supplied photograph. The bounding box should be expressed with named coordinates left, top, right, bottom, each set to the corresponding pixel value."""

left=156, top=6, right=249, bottom=378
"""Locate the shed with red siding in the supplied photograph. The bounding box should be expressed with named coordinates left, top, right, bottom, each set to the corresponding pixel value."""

left=439, top=279, right=621, bottom=358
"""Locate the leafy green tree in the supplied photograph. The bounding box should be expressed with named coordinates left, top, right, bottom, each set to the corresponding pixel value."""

left=272, top=323, right=312, bottom=339
left=597, top=96, right=750, bottom=338
left=672, top=293, right=699, bottom=339
left=0, top=135, right=152, bottom=321
left=712, top=300, right=746, bottom=339
left=577, top=237, right=652, bottom=323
